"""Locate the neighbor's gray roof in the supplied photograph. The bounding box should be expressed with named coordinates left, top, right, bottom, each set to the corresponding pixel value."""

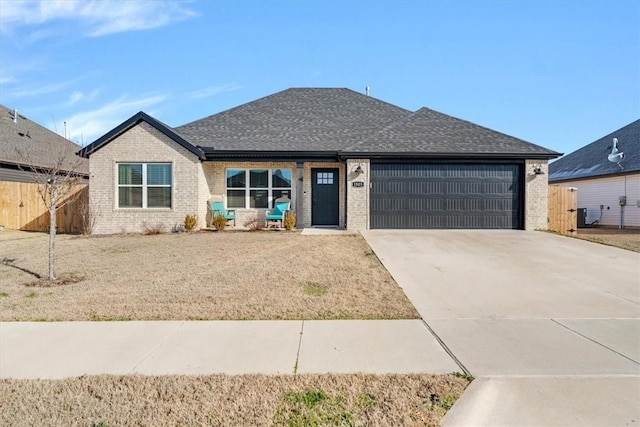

left=0, top=104, right=88, bottom=174
left=345, top=107, right=560, bottom=157
left=549, top=119, right=640, bottom=182
left=175, top=88, right=411, bottom=151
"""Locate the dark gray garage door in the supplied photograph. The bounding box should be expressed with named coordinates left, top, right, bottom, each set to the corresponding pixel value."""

left=370, top=163, right=522, bottom=229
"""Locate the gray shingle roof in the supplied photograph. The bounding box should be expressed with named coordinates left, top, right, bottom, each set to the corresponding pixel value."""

left=549, top=119, right=640, bottom=182
left=0, top=104, right=88, bottom=174
left=176, top=88, right=558, bottom=159
left=175, top=88, right=411, bottom=151
left=82, top=87, right=560, bottom=160
left=345, top=107, right=560, bottom=157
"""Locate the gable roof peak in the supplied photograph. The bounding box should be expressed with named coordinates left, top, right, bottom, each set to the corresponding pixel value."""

left=78, top=111, right=203, bottom=159
left=175, top=87, right=412, bottom=152
left=345, top=104, right=560, bottom=158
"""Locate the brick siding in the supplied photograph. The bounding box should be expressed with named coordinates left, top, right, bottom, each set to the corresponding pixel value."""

left=89, top=124, right=548, bottom=233
left=524, top=159, right=549, bottom=230
left=345, top=159, right=370, bottom=230
left=89, top=122, right=202, bottom=234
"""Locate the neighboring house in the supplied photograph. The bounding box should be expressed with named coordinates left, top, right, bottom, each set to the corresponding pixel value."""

left=0, top=105, right=88, bottom=182
left=0, top=105, right=89, bottom=231
left=79, top=88, right=559, bottom=234
left=549, top=119, right=640, bottom=228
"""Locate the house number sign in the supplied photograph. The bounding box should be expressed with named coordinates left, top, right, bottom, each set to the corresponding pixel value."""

left=352, top=181, right=364, bottom=187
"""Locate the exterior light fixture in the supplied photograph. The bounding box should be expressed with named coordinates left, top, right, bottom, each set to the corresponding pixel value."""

left=529, top=164, right=545, bottom=176
left=354, top=165, right=364, bottom=174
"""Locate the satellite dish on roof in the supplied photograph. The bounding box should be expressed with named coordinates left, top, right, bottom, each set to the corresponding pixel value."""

left=608, top=137, right=624, bottom=169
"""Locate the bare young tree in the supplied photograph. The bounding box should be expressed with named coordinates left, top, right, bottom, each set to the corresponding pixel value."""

left=16, top=143, right=85, bottom=280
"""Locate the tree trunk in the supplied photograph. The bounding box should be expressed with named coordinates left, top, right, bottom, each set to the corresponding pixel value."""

left=49, top=192, right=57, bottom=280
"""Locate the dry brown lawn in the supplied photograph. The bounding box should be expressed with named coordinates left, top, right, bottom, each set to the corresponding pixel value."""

left=0, top=373, right=470, bottom=427
left=574, top=226, right=640, bottom=252
left=0, top=230, right=418, bottom=321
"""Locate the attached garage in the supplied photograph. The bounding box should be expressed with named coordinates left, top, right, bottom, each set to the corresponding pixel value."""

left=370, top=162, right=523, bottom=229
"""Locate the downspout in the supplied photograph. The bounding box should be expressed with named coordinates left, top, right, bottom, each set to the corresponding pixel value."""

left=337, top=151, right=347, bottom=229
left=344, top=160, right=348, bottom=229
left=619, top=176, right=627, bottom=229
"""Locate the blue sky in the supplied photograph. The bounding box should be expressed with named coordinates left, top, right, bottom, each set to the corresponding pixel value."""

left=1, top=0, right=638, bottom=156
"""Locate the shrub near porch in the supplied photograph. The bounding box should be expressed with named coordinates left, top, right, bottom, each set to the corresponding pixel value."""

left=0, top=232, right=419, bottom=321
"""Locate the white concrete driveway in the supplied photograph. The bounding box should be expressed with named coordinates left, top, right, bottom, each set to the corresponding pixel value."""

left=361, top=230, right=640, bottom=426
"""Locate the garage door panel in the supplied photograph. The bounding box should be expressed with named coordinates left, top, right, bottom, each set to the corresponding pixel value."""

left=370, top=163, right=522, bottom=229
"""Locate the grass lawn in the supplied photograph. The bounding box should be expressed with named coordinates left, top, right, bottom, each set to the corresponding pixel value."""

left=0, top=230, right=419, bottom=321
left=0, top=373, right=470, bottom=427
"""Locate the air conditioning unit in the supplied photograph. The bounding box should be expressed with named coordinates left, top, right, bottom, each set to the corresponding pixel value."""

left=577, top=208, right=587, bottom=228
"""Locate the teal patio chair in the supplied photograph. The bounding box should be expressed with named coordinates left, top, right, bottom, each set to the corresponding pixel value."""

left=209, top=201, right=236, bottom=227
left=265, top=200, right=290, bottom=228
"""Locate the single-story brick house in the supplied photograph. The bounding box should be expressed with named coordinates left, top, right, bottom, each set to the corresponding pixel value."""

left=79, top=88, right=560, bottom=234
left=549, top=119, right=640, bottom=227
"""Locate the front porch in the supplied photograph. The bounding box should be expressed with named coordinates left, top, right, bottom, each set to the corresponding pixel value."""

left=200, top=161, right=347, bottom=229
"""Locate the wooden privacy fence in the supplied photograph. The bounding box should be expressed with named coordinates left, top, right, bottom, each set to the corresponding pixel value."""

left=0, top=181, right=88, bottom=233
left=548, top=185, right=578, bottom=235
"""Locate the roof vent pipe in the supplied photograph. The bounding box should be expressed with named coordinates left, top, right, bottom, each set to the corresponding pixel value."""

left=13, top=109, right=18, bottom=124
left=365, top=86, right=370, bottom=96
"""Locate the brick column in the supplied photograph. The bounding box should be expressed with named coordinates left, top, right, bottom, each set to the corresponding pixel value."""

left=346, top=159, right=370, bottom=230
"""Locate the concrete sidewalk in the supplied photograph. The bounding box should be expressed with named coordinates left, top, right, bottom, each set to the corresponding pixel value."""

left=0, top=319, right=460, bottom=379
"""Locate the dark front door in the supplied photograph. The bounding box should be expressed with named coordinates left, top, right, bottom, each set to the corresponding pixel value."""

left=312, top=168, right=339, bottom=226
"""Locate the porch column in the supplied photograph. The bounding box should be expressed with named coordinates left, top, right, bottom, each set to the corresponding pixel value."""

left=346, top=159, right=370, bottom=230
left=296, top=161, right=304, bottom=229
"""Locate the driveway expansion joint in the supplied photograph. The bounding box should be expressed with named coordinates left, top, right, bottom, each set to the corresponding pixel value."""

left=601, top=289, right=640, bottom=305
left=420, top=319, right=471, bottom=377
left=551, top=319, right=640, bottom=366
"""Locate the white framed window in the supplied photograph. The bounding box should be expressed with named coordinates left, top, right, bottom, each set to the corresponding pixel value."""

left=226, top=168, right=292, bottom=209
left=117, top=163, right=172, bottom=208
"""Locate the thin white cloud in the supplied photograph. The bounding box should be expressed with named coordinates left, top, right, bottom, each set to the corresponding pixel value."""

left=68, top=91, right=84, bottom=105
left=0, top=0, right=196, bottom=37
left=64, top=94, right=166, bottom=144
left=0, top=56, right=47, bottom=91
left=0, top=1, right=35, bottom=29
left=9, top=79, right=76, bottom=97
left=23, top=27, right=58, bottom=44
left=86, top=1, right=197, bottom=37
left=0, top=75, right=18, bottom=85
left=187, top=84, right=243, bottom=99
left=66, top=89, right=100, bottom=106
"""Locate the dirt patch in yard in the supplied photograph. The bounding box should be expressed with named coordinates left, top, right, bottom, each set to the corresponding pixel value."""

left=0, top=373, right=469, bottom=427
left=574, top=226, right=640, bottom=252
left=0, top=231, right=418, bottom=321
